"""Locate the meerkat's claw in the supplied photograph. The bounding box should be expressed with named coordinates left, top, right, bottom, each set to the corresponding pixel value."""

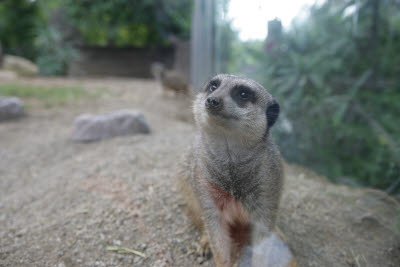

left=197, top=232, right=212, bottom=258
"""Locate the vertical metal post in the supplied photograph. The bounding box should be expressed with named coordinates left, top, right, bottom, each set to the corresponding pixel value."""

left=190, top=0, right=216, bottom=92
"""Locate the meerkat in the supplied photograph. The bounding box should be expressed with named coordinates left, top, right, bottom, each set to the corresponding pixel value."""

left=178, top=74, right=295, bottom=266
left=150, top=62, right=189, bottom=95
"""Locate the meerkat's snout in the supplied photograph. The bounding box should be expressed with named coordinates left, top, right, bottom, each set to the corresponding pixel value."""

left=205, top=97, right=223, bottom=110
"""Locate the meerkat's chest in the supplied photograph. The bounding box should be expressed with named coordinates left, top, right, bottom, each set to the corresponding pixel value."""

left=205, top=180, right=251, bottom=247
left=204, top=157, right=262, bottom=200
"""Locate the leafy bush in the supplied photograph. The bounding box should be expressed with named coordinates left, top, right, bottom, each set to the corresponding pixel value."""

left=35, top=26, right=77, bottom=75
left=231, top=0, right=400, bottom=193
left=1, top=0, right=193, bottom=75
left=0, top=0, right=40, bottom=60
left=65, top=0, right=193, bottom=47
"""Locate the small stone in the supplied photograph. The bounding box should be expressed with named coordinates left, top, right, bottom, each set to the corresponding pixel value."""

left=113, top=240, right=122, bottom=246
left=134, top=257, right=141, bottom=263
left=153, top=259, right=167, bottom=267
left=0, top=97, right=25, bottom=121
left=197, top=256, right=204, bottom=264
left=95, top=261, right=105, bottom=267
left=180, top=247, right=187, bottom=254
left=165, top=251, right=174, bottom=265
left=15, top=228, right=27, bottom=237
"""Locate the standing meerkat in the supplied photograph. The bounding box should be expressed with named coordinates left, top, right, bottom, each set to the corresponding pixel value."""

left=178, top=74, right=294, bottom=266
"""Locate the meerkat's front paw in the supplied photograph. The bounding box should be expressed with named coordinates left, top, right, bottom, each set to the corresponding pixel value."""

left=197, top=232, right=212, bottom=258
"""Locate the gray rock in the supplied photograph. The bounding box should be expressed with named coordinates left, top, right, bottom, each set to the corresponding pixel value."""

left=72, top=110, right=150, bottom=142
left=0, top=97, right=25, bottom=121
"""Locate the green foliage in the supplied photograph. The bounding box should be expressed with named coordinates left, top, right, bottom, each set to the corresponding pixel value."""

left=65, top=0, right=193, bottom=47
left=0, top=0, right=41, bottom=59
left=231, top=0, right=400, bottom=192
left=0, top=83, right=91, bottom=107
left=0, top=0, right=77, bottom=74
left=0, top=0, right=192, bottom=74
left=35, top=26, right=77, bottom=75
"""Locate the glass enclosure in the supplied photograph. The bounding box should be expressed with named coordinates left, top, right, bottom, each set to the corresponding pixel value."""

left=192, top=0, right=400, bottom=194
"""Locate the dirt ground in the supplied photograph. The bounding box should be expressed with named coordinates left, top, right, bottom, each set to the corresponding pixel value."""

left=0, top=77, right=399, bottom=267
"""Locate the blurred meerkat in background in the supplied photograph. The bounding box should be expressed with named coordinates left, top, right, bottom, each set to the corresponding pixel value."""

left=151, top=62, right=190, bottom=95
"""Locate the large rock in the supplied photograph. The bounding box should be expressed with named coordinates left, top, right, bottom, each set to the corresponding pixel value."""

left=72, top=109, right=150, bottom=142
left=0, top=97, right=25, bottom=121
left=0, top=70, right=17, bottom=81
left=3, top=55, right=39, bottom=77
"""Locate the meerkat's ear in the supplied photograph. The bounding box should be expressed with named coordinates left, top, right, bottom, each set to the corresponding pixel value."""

left=266, top=99, right=280, bottom=128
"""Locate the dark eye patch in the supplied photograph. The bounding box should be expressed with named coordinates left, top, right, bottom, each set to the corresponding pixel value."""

left=205, top=79, right=221, bottom=94
left=231, top=85, right=256, bottom=107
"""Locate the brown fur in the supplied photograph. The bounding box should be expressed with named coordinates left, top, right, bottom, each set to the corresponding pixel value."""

left=178, top=74, right=287, bottom=266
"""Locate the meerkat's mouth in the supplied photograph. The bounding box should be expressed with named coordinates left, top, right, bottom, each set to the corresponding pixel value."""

left=207, top=109, right=238, bottom=120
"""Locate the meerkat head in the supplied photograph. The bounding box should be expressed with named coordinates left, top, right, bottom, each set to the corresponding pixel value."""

left=150, top=62, right=165, bottom=79
left=193, top=74, right=279, bottom=143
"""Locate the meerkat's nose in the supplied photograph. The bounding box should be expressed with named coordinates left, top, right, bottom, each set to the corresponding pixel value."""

left=205, top=97, right=223, bottom=109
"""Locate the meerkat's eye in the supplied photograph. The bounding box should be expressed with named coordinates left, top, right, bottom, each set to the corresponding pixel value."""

left=239, top=90, right=250, bottom=99
left=206, top=80, right=220, bottom=93
left=231, top=86, right=256, bottom=106
left=208, top=83, right=217, bottom=93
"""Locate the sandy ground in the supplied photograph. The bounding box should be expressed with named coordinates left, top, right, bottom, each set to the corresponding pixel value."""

left=0, top=77, right=399, bottom=267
